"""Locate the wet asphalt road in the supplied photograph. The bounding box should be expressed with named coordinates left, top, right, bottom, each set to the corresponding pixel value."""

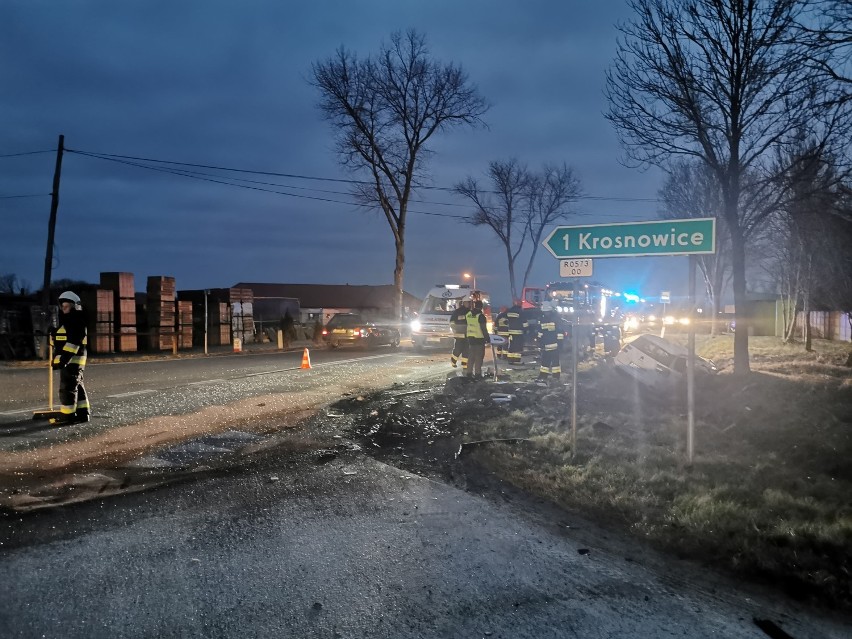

left=4, top=448, right=847, bottom=639
left=0, top=347, right=411, bottom=421
left=0, top=347, right=438, bottom=454
left=1, top=349, right=849, bottom=637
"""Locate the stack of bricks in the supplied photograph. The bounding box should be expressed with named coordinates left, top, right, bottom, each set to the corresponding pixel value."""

left=211, top=287, right=254, bottom=345
left=176, top=290, right=231, bottom=347
left=209, top=301, right=231, bottom=345
left=80, top=289, right=114, bottom=354
left=100, top=272, right=136, bottom=352
left=177, top=300, right=193, bottom=349
left=147, top=276, right=176, bottom=351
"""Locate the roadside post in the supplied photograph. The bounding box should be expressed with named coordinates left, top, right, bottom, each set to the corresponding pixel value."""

left=571, top=313, right=578, bottom=457
left=489, top=334, right=506, bottom=381
left=543, top=218, right=716, bottom=463
left=660, top=290, right=670, bottom=338
left=203, top=290, right=209, bottom=356
left=687, top=258, right=696, bottom=462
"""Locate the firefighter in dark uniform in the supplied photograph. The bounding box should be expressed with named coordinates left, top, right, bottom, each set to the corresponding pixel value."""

left=537, top=302, right=563, bottom=382
left=465, top=300, right=490, bottom=379
left=51, top=291, right=91, bottom=424
left=495, top=306, right=510, bottom=360
left=506, top=300, right=527, bottom=366
left=449, top=299, right=470, bottom=371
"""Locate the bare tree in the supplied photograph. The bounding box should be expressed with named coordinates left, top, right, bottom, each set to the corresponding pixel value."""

left=311, top=30, right=489, bottom=320
left=806, top=0, right=852, bottom=95
left=454, top=159, right=531, bottom=301
left=0, top=274, right=17, bottom=294
left=455, top=161, right=583, bottom=301
left=521, top=163, right=583, bottom=291
left=658, top=162, right=732, bottom=334
left=773, top=142, right=850, bottom=349
left=605, top=0, right=849, bottom=374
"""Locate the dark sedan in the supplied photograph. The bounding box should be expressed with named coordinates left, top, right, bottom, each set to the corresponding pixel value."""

left=321, top=313, right=401, bottom=349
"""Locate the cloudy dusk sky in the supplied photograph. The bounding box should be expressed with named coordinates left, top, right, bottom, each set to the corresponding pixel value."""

left=1, top=0, right=685, bottom=306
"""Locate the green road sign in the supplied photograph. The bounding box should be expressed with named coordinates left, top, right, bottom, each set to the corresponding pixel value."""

left=543, top=218, right=716, bottom=258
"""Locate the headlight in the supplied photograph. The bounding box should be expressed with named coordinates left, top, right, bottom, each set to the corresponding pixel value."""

left=410, top=320, right=421, bottom=332
left=678, top=317, right=690, bottom=325
left=664, top=315, right=675, bottom=325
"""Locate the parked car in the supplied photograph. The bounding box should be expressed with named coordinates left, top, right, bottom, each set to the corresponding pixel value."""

left=613, top=334, right=717, bottom=391
left=321, top=313, right=401, bottom=349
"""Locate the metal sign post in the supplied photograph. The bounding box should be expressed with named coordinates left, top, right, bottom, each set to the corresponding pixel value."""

left=571, top=314, right=578, bottom=457
left=687, top=257, right=696, bottom=463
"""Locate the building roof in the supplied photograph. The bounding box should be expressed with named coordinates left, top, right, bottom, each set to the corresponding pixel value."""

left=233, top=283, right=421, bottom=311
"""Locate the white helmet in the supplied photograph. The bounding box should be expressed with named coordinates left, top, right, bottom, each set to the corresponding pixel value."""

left=58, top=291, right=81, bottom=307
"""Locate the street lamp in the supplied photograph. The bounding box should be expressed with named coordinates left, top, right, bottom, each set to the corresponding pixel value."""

left=463, top=272, right=476, bottom=289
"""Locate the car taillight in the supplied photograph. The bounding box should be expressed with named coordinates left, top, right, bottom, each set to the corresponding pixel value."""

left=321, top=329, right=328, bottom=336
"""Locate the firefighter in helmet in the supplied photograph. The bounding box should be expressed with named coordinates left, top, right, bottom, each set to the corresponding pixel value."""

left=537, top=302, right=563, bottom=382
left=506, top=300, right=527, bottom=366
left=51, top=291, right=91, bottom=424
left=449, top=298, right=470, bottom=371
left=465, top=300, right=490, bottom=379
left=495, top=306, right=510, bottom=360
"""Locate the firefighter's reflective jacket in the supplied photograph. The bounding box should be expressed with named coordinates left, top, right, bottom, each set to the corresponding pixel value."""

left=53, top=309, right=88, bottom=368
left=450, top=306, right=468, bottom=339
left=538, top=311, right=563, bottom=351
left=507, top=305, right=527, bottom=335
left=495, top=310, right=510, bottom=338
left=465, top=310, right=486, bottom=340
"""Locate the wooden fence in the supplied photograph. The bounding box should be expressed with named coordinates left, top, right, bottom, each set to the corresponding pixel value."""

left=795, top=311, right=852, bottom=342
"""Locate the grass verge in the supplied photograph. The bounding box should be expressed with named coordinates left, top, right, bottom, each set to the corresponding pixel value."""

left=468, top=336, right=852, bottom=610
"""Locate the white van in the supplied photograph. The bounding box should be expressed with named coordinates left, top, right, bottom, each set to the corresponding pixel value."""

left=614, top=334, right=717, bottom=391
left=410, top=284, right=490, bottom=350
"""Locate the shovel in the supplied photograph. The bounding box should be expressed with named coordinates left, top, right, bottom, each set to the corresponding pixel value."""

left=32, top=337, right=61, bottom=421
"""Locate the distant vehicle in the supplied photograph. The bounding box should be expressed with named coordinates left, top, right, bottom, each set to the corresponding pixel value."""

left=321, top=313, right=400, bottom=349
left=614, top=334, right=717, bottom=391
left=410, top=284, right=491, bottom=351
left=521, top=280, right=620, bottom=351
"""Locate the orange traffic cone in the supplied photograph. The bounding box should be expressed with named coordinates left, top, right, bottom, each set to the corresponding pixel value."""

left=300, top=348, right=312, bottom=369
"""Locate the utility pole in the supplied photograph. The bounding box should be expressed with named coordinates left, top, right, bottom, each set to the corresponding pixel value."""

left=38, top=134, right=65, bottom=358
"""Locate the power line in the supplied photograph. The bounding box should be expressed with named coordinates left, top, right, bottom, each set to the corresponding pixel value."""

left=0, top=150, right=54, bottom=158
left=71, top=150, right=657, bottom=221
left=70, top=150, right=470, bottom=219
left=0, top=193, right=48, bottom=199
left=66, top=147, right=661, bottom=203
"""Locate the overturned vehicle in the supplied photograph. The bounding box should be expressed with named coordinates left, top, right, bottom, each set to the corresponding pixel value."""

left=613, top=334, right=717, bottom=391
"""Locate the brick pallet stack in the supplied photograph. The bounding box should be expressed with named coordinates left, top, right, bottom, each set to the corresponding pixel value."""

left=211, top=287, right=254, bottom=344
left=100, top=272, right=136, bottom=352
left=210, top=301, right=231, bottom=345
left=176, top=290, right=231, bottom=347
left=147, top=276, right=176, bottom=351
left=80, top=289, right=114, bottom=354
left=177, top=300, right=193, bottom=349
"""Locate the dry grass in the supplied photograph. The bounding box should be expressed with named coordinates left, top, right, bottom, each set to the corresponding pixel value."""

left=467, top=337, right=852, bottom=610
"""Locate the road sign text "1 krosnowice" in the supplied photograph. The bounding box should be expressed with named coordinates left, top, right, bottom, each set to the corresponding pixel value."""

left=543, top=218, right=716, bottom=258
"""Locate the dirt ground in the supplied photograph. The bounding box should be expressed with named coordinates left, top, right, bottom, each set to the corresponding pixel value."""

left=333, top=341, right=852, bottom=614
